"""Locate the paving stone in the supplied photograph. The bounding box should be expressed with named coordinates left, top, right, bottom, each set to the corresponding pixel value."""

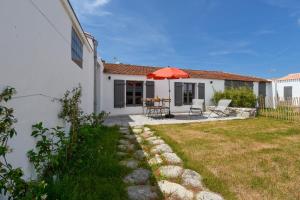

left=150, top=144, right=173, bottom=154
left=124, top=168, right=151, bottom=185
left=148, top=139, right=165, bottom=146
left=144, top=127, right=151, bottom=132
left=134, top=150, right=149, bottom=160
left=123, top=134, right=136, bottom=140
left=158, top=180, right=194, bottom=200
left=148, top=154, right=163, bottom=166
left=119, top=139, right=131, bottom=145
left=117, top=152, right=128, bottom=157
left=159, top=165, right=183, bottom=179
left=133, top=125, right=144, bottom=129
left=161, top=153, right=182, bottom=165
left=196, top=191, right=224, bottom=200
left=127, top=185, right=158, bottom=200
left=181, top=169, right=203, bottom=188
left=141, top=131, right=154, bottom=139
left=118, top=144, right=135, bottom=152
left=132, top=128, right=143, bottom=134
left=120, top=159, right=139, bottom=169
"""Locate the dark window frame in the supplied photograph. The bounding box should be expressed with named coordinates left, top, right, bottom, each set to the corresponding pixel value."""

left=183, top=83, right=195, bottom=105
left=71, top=27, right=83, bottom=68
left=126, top=81, right=144, bottom=107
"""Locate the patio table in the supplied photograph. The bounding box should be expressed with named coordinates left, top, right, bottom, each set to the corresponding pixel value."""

left=143, top=98, right=170, bottom=118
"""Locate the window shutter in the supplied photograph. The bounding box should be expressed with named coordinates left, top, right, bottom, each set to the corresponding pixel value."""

left=174, top=82, right=183, bottom=106
left=114, top=80, right=125, bottom=108
left=259, top=82, right=266, bottom=97
left=198, top=83, right=205, bottom=99
left=146, top=81, right=155, bottom=98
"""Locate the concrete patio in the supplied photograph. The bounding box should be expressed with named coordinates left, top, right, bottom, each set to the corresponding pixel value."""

left=104, top=112, right=246, bottom=127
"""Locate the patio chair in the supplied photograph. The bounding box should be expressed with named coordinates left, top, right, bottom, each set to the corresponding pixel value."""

left=189, top=99, right=204, bottom=117
left=209, top=99, right=232, bottom=117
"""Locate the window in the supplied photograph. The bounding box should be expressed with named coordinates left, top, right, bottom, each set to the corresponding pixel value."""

left=71, top=28, right=83, bottom=68
left=183, top=83, right=195, bottom=105
left=126, top=81, right=143, bottom=106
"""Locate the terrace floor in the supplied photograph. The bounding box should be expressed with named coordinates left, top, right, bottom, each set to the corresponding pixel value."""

left=104, top=112, right=245, bottom=127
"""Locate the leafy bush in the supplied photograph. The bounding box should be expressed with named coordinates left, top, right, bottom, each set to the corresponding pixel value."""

left=81, top=111, right=109, bottom=127
left=0, top=87, right=47, bottom=200
left=27, top=123, right=68, bottom=177
left=212, top=87, right=257, bottom=108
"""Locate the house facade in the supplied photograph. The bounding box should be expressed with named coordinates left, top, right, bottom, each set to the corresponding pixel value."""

left=0, top=0, right=100, bottom=179
left=273, top=73, right=300, bottom=99
left=99, top=63, right=272, bottom=115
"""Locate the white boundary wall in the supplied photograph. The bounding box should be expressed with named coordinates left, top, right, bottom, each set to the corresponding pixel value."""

left=0, top=0, right=95, bottom=179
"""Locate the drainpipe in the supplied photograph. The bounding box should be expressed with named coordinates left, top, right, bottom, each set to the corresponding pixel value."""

left=92, top=37, right=98, bottom=113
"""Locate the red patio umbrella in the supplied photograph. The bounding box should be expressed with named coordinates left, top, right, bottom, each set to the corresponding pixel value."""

left=147, top=67, right=190, bottom=118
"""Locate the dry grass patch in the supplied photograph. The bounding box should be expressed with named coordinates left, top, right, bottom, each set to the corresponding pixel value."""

left=150, top=117, right=300, bottom=200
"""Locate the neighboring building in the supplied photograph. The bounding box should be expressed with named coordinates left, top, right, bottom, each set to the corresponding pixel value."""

left=0, top=0, right=100, bottom=179
left=100, top=63, right=271, bottom=115
left=274, top=73, right=300, bottom=99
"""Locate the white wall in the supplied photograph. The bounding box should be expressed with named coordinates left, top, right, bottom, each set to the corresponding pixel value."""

left=101, top=73, right=226, bottom=115
left=0, top=0, right=94, bottom=179
left=276, top=80, right=300, bottom=98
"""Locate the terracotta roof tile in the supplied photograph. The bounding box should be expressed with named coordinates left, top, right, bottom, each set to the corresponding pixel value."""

left=278, top=73, right=300, bottom=81
left=103, top=63, right=269, bottom=82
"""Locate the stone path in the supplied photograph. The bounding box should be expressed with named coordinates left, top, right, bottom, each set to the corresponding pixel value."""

left=118, top=125, right=224, bottom=200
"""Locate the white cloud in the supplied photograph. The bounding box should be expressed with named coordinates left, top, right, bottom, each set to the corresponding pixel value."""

left=70, top=0, right=112, bottom=17
left=84, top=0, right=111, bottom=14
left=254, top=29, right=275, bottom=36
left=297, top=18, right=300, bottom=26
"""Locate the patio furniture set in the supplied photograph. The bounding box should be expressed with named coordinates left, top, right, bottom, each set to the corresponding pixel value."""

left=142, top=98, right=232, bottom=119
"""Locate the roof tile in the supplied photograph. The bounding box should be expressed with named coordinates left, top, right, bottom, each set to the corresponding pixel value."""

left=103, top=63, right=269, bottom=82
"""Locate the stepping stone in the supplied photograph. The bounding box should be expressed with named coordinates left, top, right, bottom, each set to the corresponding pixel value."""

left=127, top=185, right=158, bottom=200
left=182, top=169, right=203, bottom=188
left=119, top=139, right=131, bottom=145
left=120, top=159, right=139, bottom=169
left=141, top=132, right=154, bottom=139
left=159, top=165, right=183, bottom=179
left=148, top=139, right=165, bottom=146
left=118, top=144, right=135, bottom=152
left=148, top=154, right=163, bottom=166
left=124, top=169, right=151, bottom=185
left=123, top=134, right=136, bottom=140
left=132, top=128, right=143, bottom=134
left=134, top=150, right=149, bottom=160
left=133, top=125, right=144, bottom=129
left=161, top=153, right=182, bottom=165
left=117, top=152, right=128, bottom=157
left=144, top=127, right=151, bottom=132
left=196, top=191, right=223, bottom=200
left=158, top=180, right=194, bottom=200
left=150, top=144, right=173, bottom=155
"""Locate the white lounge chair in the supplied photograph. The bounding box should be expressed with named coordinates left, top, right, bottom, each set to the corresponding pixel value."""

left=209, top=99, right=232, bottom=117
left=189, top=99, right=204, bottom=117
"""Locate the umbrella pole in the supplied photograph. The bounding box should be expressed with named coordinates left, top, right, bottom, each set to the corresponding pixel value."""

left=166, top=79, right=174, bottom=118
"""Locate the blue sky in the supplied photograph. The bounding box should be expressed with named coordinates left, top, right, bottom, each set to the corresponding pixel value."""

left=70, top=0, right=300, bottom=78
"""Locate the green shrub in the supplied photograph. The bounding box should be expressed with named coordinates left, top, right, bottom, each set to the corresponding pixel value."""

left=212, top=87, right=257, bottom=108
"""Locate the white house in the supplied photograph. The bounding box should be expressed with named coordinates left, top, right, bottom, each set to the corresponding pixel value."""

left=273, top=73, right=300, bottom=99
left=0, top=0, right=100, bottom=179
left=99, top=63, right=271, bottom=116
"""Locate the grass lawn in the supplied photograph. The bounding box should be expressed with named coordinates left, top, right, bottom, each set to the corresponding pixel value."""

left=150, top=117, right=300, bottom=200
left=46, top=126, right=130, bottom=200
